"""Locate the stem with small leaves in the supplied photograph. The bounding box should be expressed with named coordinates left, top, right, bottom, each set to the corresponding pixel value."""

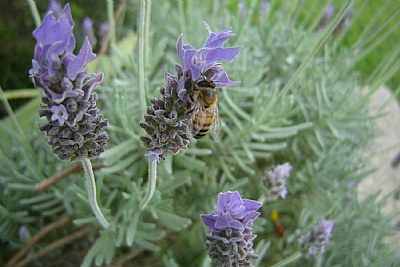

left=27, top=0, right=41, bottom=27
left=138, top=0, right=148, bottom=121
left=139, top=159, right=157, bottom=210
left=82, top=158, right=110, bottom=228
left=107, top=0, right=116, bottom=52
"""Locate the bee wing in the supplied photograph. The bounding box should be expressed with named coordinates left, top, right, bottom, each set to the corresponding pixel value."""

left=210, top=104, right=221, bottom=142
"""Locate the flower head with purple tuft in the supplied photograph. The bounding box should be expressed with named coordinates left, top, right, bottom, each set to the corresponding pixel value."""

left=201, top=191, right=262, bottom=266
left=30, top=3, right=108, bottom=161
left=140, top=22, right=241, bottom=162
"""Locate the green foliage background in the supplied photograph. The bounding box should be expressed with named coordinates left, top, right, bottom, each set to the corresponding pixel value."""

left=0, top=0, right=399, bottom=266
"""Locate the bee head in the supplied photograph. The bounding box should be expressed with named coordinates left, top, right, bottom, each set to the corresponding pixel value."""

left=197, top=80, right=215, bottom=89
left=196, top=74, right=215, bottom=89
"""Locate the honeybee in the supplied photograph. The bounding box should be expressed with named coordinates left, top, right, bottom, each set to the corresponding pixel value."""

left=191, top=78, right=221, bottom=140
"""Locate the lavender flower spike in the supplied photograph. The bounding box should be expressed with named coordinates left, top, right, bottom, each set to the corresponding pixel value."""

left=299, top=219, right=335, bottom=258
left=317, top=4, right=335, bottom=29
left=82, top=17, right=97, bottom=47
left=139, top=71, right=194, bottom=162
left=140, top=22, right=241, bottom=161
left=261, top=162, right=292, bottom=200
left=201, top=191, right=262, bottom=266
left=30, top=4, right=108, bottom=161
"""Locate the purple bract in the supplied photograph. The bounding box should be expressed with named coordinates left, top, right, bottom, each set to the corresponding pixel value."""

left=201, top=191, right=262, bottom=231
left=299, top=219, right=335, bottom=257
left=177, top=21, right=241, bottom=87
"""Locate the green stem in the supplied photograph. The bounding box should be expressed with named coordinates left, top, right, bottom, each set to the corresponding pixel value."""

left=144, top=0, right=152, bottom=74
left=81, top=158, right=110, bottom=228
left=0, top=89, right=40, bottom=100
left=107, top=0, right=116, bottom=53
left=139, top=159, right=157, bottom=210
left=138, top=0, right=147, bottom=121
left=27, top=0, right=41, bottom=27
left=269, top=251, right=302, bottom=267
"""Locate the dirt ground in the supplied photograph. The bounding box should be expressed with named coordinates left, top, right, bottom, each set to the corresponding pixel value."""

left=358, top=86, right=400, bottom=249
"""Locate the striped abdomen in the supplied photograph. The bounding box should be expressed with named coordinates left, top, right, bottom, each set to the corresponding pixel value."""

left=192, top=107, right=215, bottom=139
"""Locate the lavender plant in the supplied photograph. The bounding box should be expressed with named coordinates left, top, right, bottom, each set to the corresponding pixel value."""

left=299, top=219, right=335, bottom=258
left=140, top=22, right=241, bottom=161
left=1, top=0, right=399, bottom=267
left=261, top=163, right=292, bottom=201
left=138, top=21, right=241, bottom=210
left=30, top=3, right=108, bottom=162
left=317, top=4, right=335, bottom=29
left=29, top=3, right=110, bottom=228
left=201, top=191, right=262, bottom=266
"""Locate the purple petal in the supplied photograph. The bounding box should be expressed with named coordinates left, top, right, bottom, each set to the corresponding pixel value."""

left=50, top=104, right=68, bottom=125
left=242, top=199, right=263, bottom=212
left=82, top=73, right=103, bottom=100
left=33, top=8, right=74, bottom=48
left=213, top=72, right=240, bottom=87
left=229, top=191, right=243, bottom=205
left=216, top=191, right=235, bottom=211
left=201, top=214, right=218, bottom=231
left=62, top=4, right=74, bottom=26
left=165, top=71, right=177, bottom=83
left=242, top=211, right=260, bottom=226
left=203, top=47, right=242, bottom=63
left=183, top=49, right=196, bottom=73
left=227, top=191, right=245, bottom=215
left=82, top=17, right=97, bottom=47
left=215, top=213, right=243, bottom=230
left=216, top=193, right=227, bottom=212
left=175, top=64, right=182, bottom=76
left=177, top=76, right=185, bottom=94
left=318, top=220, right=334, bottom=235
left=177, top=35, right=196, bottom=71
left=177, top=35, right=184, bottom=62
left=189, top=65, right=202, bottom=81
left=190, top=47, right=240, bottom=81
left=66, top=37, right=95, bottom=80
left=202, top=21, right=235, bottom=48
left=48, top=88, right=84, bottom=104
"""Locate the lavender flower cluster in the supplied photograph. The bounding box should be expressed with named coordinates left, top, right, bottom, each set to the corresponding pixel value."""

left=299, top=219, right=335, bottom=257
left=201, top=191, right=262, bottom=266
left=139, top=70, right=194, bottom=163
left=140, top=22, right=241, bottom=162
left=29, top=4, right=108, bottom=161
left=261, top=163, right=292, bottom=200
